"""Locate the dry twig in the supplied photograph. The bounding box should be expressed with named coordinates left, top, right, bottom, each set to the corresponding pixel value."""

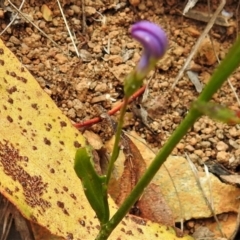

left=56, top=0, right=80, bottom=57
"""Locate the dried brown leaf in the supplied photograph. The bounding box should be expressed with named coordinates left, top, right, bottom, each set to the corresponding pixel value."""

left=137, top=183, right=175, bottom=227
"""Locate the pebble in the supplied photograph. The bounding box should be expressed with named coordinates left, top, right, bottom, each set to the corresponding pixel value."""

left=185, top=145, right=195, bottom=152
left=216, top=151, right=230, bottom=163
left=73, top=99, right=83, bottom=111
left=95, top=83, right=108, bottom=93
left=85, top=7, right=96, bottom=16
left=194, top=150, right=204, bottom=157
left=229, top=127, right=238, bottom=137
left=55, top=54, right=68, bottom=64
left=200, top=141, right=211, bottom=148
left=70, top=5, right=81, bottom=14
left=216, top=141, right=229, bottom=151
left=67, top=108, right=76, bottom=119
left=9, top=36, right=21, bottom=45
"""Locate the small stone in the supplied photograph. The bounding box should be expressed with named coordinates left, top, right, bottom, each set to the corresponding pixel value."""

left=9, top=36, right=21, bottom=45
left=67, top=108, right=76, bottom=119
left=176, top=143, right=185, bottom=150
left=70, top=5, right=81, bottom=14
left=188, top=137, right=197, bottom=146
left=201, top=128, right=212, bottom=134
left=194, top=149, right=204, bottom=157
left=185, top=145, right=194, bottom=152
left=129, top=0, right=140, bottom=6
left=95, top=83, right=108, bottom=93
left=186, top=220, right=195, bottom=228
left=173, top=46, right=184, bottom=56
left=216, top=141, right=228, bottom=151
left=200, top=141, right=211, bottom=148
left=73, top=99, right=83, bottom=111
left=229, top=127, right=238, bottom=137
left=229, top=139, right=239, bottom=149
left=157, top=53, right=172, bottom=71
left=85, top=7, right=96, bottom=16
left=55, top=54, right=68, bottom=64
left=216, top=151, right=229, bottom=163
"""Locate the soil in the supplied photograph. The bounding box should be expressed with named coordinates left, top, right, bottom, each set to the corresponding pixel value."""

left=1, top=0, right=240, bottom=239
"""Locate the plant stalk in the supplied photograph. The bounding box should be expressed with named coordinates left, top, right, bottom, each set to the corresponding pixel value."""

left=96, top=35, right=240, bottom=240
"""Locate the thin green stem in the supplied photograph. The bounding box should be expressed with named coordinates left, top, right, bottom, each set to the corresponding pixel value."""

left=96, top=35, right=240, bottom=240
left=96, top=108, right=201, bottom=240
left=105, top=97, right=129, bottom=185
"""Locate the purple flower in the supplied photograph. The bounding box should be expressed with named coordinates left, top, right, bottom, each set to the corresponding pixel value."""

left=124, top=21, right=168, bottom=97
left=131, top=21, right=168, bottom=73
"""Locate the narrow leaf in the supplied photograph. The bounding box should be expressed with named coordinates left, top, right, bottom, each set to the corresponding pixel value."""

left=193, top=101, right=240, bottom=124
left=74, top=147, right=109, bottom=224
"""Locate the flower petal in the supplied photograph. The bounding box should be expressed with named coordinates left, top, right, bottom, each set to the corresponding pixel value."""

left=131, top=20, right=168, bottom=61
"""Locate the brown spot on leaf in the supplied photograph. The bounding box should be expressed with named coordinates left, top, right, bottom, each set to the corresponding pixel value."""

left=50, top=168, right=55, bottom=173
left=32, top=146, right=37, bottom=150
left=8, top=98, right=13, bottom=104
left=79, top=220, right=85, bottom=226
left=31, top=103, right=38, bottom=110
left=7, top=116, right=13, bottom=122
left=57, top=201, right=64, bottom=208
left=20, top=77, right=27, bottom=83
left=30, top=215, right=37, bottom=222
left=63, top=209, right=69, bottom=215
left=10, top=72, right=16, bottom=77
left=0, top=59, right=5, bottom=65
left=5, top=187, right=13, bottom=195
left=0, top=140, right=50, bottom=210
left=66, top=233, right=73, bottom=240
left=70, top=193, right=77, bottom=200
left=0, top=48, right=4, bottom=54
left=74, top=141, right=81, bottom=148
left=43, top=137, right=51, bottom=145
left=126, top=230, right=133, bottom=236
left=7, top=86, right=17, bottom=94
left=63, top=186, right=68, bottom=192
left=60, top=121, right=67, bottom=127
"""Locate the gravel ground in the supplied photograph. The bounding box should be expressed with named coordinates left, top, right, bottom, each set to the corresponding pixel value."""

left=1, top=0, right=240, bottom=238
left=2, top=0, right=240, bottom=170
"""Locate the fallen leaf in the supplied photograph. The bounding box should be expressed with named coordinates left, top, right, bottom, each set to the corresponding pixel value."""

left=106, top=131, right=240, bottom=239
left=114, top=134, right=146, bottom=205
left=0, top=38, right=193, bottom=240
left=137, top=183, right=175, bottom=227
left=107, top=133, right=175, bottom=229
left=41, top=4, right=53, bottom=22
left=194, top=36, right=220, bottom=66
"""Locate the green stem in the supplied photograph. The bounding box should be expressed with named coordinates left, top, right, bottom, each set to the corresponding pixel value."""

left=105, top=97, right=129, bottom=185
left=96, top=35, right=240, bottom=240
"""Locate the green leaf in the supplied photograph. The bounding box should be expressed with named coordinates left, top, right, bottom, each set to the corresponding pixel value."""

left=193, top=101, right=240, bottom=124
left=74, top=146, right=109, bottom=224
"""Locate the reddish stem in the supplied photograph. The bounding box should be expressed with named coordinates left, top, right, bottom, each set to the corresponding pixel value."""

left=73, top=85, right=146, bottom=129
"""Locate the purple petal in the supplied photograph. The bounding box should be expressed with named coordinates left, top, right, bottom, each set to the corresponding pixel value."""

left=131, top=21, right=168, bottom=70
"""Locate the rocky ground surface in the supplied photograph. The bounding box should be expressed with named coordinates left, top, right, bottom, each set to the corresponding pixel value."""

left=1, top=0, right=240, bottom=239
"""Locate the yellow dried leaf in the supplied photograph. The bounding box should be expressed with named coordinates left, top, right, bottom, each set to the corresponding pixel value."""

left=0, top=39, right=193, bottom=240
left=41, top=4, right=53, bottom=22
